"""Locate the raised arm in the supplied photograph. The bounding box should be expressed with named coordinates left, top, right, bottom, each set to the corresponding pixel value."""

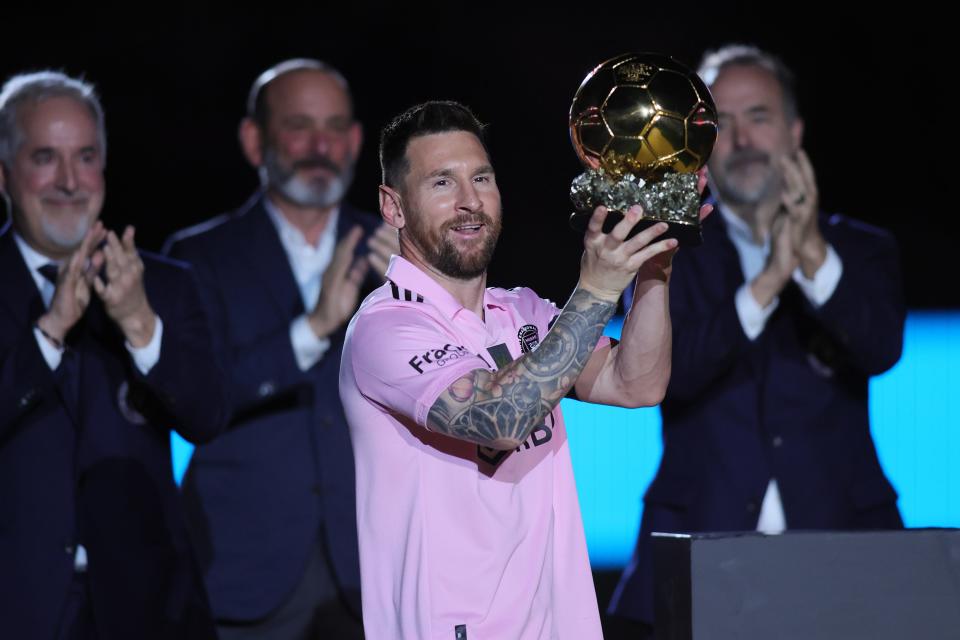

left=428, top=206, right=676, bottom=450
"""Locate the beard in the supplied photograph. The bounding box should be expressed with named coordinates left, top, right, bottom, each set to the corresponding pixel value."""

left=406, top=210, right=501, bottom=280
left=710, top=148, right=781, bottom=205
left=261, top=146, right=355, bottom=208
left=38, top=198, right=96, bottom=250
left=42, top=214, right=91, bottom=249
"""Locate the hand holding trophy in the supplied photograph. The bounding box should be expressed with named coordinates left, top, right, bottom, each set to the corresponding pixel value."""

left=569, top=53, right=718, bottom=245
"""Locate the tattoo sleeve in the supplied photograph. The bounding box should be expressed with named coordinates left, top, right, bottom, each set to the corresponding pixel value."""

left=427, top=287, right=616, bottom=450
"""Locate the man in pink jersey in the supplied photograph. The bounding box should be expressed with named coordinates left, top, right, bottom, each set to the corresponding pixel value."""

left=340, top=101, right=703, bottom=639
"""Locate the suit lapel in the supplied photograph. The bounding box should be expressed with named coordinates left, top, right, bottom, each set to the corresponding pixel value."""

left=241, top=197, right=306, bottom=318
left=699, top=209, right=750, bottom=298
left=0, top=224, right=47, bottom=328
left=336, top=203, right=362, bottom=242
left=235, top=197, right=376, bottom=323
left=0, top=225, right=86, bottom=426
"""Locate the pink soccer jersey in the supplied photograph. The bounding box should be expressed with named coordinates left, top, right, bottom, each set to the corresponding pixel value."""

left=339, top=256, right=603, bottom=640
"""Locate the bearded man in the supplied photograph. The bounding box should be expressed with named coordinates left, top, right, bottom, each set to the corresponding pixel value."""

left=608, top=45, right=905, bottom=637
left=340, top=100, right=703, bottom=640
left=165, top=59, right=396, bottom=640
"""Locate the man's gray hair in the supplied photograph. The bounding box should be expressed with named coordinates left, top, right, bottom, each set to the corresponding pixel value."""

left=0, top=70, right=107, bottom=167
left=698, top=44, right=799, bottom=121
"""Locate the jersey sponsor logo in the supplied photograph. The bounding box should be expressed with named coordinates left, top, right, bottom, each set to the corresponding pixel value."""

left=408, top=344, right=470, bottom=374
left=518, top=324, right=540, bottom=353
left=476, top=414, right=555, bottom=466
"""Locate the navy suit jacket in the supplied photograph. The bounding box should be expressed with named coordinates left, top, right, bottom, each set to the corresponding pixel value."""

left=609, top=210, right=906, bottom=625
left=164, top=193, right=379, bottom=621
left=0, top=223, right=226, bottom=639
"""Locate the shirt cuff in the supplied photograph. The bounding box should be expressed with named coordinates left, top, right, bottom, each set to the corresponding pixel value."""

left=33, top=326, right=65, bottom=370
left=736, top=283, right=779, bottom=341
left=126, top=316, right=163, bottom=375
left=792, top=244, right=842, bottom=308
left=74, top=544, right=89, bottom=571
left=290, top=315, right=331, bottom=371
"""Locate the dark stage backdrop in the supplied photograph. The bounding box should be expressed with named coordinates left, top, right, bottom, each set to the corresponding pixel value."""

left=3, top=8, right=955, bottom=638
left=2, top=8, right=953, bottom=308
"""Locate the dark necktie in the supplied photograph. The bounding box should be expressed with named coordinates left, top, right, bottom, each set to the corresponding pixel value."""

left=38, top=262, right=59, bottom=284
left=37, top=263, right=60, bottom=309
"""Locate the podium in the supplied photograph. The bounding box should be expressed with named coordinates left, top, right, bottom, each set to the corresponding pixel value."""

left=653, top=529, right=960, bottom=640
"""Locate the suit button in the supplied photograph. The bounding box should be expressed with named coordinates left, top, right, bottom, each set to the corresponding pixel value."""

left=258, top=381, right=275, bottom=397
left=312, top=485, right=322, bottom=496
left=64, top=544, right=74, bottom=555
left=19, top=390, right=36, bottom=407
left=772, top=435, right=784, bottom=448
left=320, top=416, right=332, bottom=428
left=746, top=501, right=758, bottom=514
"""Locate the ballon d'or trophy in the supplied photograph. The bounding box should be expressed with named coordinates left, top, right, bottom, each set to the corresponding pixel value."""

left=569, top=52, right=718, bottom=245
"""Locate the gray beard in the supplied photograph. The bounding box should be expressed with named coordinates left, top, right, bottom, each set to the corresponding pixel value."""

left=260, top=148, right=354, bottom=209
left=715, top=174, right=777, bottom=205
left=41, top=211, right=91, bottom=250
left=710, top=152, right=781, bottom=206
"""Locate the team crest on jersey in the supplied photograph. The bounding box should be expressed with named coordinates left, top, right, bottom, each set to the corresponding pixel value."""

left=518, top=324, right=540, bottom=353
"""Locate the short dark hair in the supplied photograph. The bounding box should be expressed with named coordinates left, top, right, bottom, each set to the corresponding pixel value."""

left=379, top=100, right=488, bottom=189
left=698, top=44, right=800, bottom=121
left=246, top=58, right=352, bottom=129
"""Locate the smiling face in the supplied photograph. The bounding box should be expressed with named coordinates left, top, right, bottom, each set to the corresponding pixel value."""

left=707, top=63, right=803, bottom=206
left=392, top=130, right=502, bottom=280
left=2, top=95, right=105, bottom=259
left=256, top=69, right=361, bottom=209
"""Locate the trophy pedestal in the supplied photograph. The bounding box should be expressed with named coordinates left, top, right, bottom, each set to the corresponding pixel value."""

left=569, top=209, right=702, bottom=246
left=569, top=170, right=703, bottom=247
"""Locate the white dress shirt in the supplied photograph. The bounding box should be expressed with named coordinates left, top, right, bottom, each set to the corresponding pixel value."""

left=263, top=197, right=340, bottom=371
left=719, top=206, right=843, bottom=533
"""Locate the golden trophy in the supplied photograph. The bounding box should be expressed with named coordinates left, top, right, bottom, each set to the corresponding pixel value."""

left=569, top=53, right=718, bottom=245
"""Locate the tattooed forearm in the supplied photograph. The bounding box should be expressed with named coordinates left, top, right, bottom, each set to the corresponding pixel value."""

left=427, top=287, right=616, bottom=450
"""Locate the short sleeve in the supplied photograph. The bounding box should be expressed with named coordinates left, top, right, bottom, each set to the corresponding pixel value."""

left=350, top=308, right=490, bottom=428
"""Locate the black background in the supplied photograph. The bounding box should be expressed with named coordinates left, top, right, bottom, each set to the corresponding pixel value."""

left=3, top=5, right=953, bottom=635
left=3, top=6, right=954, bottom=309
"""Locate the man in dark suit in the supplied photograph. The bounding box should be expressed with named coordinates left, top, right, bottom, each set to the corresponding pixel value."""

left=165, top=59, right=395, bottom=639
left=609, top=45, right=905, bottom=634
left=0, top=71, right=225, bottom=639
